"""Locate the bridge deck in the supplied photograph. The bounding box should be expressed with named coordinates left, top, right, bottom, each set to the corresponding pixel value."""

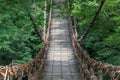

left=42, top=1, right=80, bottom=80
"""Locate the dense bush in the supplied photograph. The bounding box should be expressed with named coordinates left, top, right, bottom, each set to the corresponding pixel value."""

left=0, top=0, right=50, bottom=65
left=70, top=0, right=120, bottom=65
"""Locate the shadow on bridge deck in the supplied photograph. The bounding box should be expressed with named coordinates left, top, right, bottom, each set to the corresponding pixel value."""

left=42, top=1, right=80, bottom=80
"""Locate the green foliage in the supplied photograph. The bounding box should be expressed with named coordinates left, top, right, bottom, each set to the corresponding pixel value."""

left=0, top=0, right=50, bottom=65
left=70, top=0, right=120, bottom=65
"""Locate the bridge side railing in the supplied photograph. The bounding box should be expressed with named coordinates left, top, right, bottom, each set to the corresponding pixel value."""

left=45, top=0, right=53, bottom=43
left=0, top=48, right=46, bottom=80
left=0, top=0, right=53, bottom=80
left=69, top=17, right=120, bottom=80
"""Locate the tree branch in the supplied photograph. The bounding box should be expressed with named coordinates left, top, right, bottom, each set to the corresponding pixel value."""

left=28, top=14, right=43, bottom=41
left=79, top=0, right=106, bottom=42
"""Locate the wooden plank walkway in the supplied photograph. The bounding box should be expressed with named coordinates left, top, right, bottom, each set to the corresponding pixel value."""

left=42, top=0, right=80, bottom=80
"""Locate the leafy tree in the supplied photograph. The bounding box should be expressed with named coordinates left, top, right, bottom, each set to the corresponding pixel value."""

left=0, top=0, right=50, bottom=65
left=69, top=0, right=120, bottom=65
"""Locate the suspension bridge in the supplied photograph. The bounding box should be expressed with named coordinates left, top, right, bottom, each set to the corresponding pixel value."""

left=0, top=0, right=120, bottom=80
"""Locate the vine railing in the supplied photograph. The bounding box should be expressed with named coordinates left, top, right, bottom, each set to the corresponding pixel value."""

left=1, top=0, right=120, bottom=80
left=69, top=15, right=120, bottom=80
left=0, top=0, right=53, bottom=80
left=67, top=0, right=120, bottom=79
left=0, top=48, right=46, bottom=80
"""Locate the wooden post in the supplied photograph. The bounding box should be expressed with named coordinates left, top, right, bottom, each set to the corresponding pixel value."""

left=4, top=66, right=8, bottom=80
left=43, top=1, right=47, bottom=41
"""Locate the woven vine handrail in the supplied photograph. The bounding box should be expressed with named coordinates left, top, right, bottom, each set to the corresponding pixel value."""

left=0, top=0, right=120, bottom=80
left=0, top=48, right=46, bottom=80
left=69, top=16, right=120, bottom=80
left=0, top=0, right=53, bottom=80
